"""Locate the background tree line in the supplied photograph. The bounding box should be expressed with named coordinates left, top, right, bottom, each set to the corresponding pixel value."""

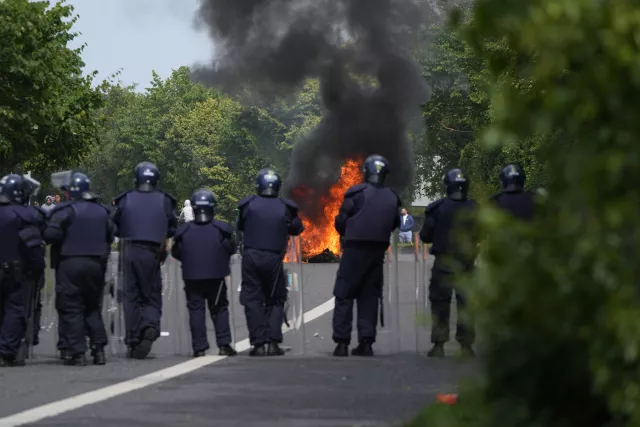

left=6, top=1, right=637, bottom=425
left=2, top=0, right=543, bottom=223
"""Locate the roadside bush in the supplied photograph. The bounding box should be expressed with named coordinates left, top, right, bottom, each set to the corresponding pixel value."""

left=413, top=0, right=640, bottom=426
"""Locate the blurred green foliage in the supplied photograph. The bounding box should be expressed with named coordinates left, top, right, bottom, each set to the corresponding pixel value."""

left=413, top=0, right=640, bottom=426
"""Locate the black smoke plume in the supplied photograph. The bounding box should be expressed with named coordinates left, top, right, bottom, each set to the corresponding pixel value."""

left=193, top=0, right=431, bottom=217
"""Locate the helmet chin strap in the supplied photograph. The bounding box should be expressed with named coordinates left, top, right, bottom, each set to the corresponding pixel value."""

left=448, top=191, right=466, bottom=201
left=137, top=183, right=156, bottom=192
left=259, top=188, right=278, bottom=197
left=503, top=183, right=523, bottom=192
left=194, top=212, right=213, bottom=224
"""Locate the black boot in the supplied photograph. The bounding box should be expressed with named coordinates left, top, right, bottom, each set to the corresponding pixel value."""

left=427, top=342, right=445, bottom=358
left=333, top=343, right=349, bottom=357
left=351, top=342, right=374, bottom=356
left=92, top=347, right=106, bottom=365
left=218, top=345, right=237, bottom=356
left=132, top=328, right=158, bottom=360
left=193, top=350, right=206, bottom=358
left=0, top=356, right=24, bottom=367
left=64, top=353, right=87, bottom=366
left=267, top=342, right=285, bottom=356
left=59, top=349, right=68, bottom=360
left=249, top=345, right=266, bottom=356
left=460, top=344, right=475, bottom=358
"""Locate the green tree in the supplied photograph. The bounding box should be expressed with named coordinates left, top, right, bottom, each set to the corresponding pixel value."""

left=415, top=0, right=640, bottom=425
left=415, top=22, right=490, bottom=198
left=0, top=0, right=104, bottom=174
left=82, top=68, right=286, bottom=220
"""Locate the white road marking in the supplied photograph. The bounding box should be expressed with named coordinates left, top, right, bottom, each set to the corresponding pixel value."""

left=0, top=297, right=336, bottom=427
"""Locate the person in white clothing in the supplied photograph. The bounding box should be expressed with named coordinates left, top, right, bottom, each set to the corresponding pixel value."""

left=179, top=199, right=194, bottom=224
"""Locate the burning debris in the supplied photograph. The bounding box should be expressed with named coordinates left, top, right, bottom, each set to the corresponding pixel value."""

left=193, top=0, right=431, bottom=261
left=307, top=249, right=341, bottom=264
left=291, top=158, right=362, bottom=259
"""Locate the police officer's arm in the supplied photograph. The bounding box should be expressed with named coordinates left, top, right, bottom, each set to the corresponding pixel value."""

left=170, top=234, right=183, bottom=261
left=164, top=195, right=178, bottom=239
left=106, top=213, right=117, bottom=245
left=334, top=191, right=364, bottom=236
left=111, top=198, right=123, bottom=237
left=236, top=207, right=245, bottom=232
left=420, top=200, right=442, bottom=244
left=286, top=207, right=304, bottom=236
left=221, top=229, right=237, bottom=254
left=43, top=206, right=74, bottom=245
left=16, top=211, right=46, bottom=274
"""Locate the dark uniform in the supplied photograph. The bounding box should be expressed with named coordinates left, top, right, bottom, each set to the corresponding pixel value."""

left=491, top=164, right=536, bottom=221
left=112, top=162, right=177, bottom=359
left=20, top=177, right=46, bottom=351
left=420, top=168, right=479, bottom=358
left=45, top=200, right=74, bottom=358
left=237, top=168, right=304, bottom=356
left=44, top=172, right=115, bottom=366
left=172, top=189, right=237, bottom=357
left=0, top=174, right=45, bottom=367
left=332, top=155, right=400, bottom=357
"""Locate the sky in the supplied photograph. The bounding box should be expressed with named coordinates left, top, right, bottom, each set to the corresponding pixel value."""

left=67, top=0, right=212, bottom=90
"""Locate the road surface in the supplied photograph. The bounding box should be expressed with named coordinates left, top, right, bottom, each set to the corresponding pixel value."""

left=0, top=253, right=477, bottom=426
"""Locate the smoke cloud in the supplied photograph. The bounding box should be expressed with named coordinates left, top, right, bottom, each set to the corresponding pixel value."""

left=193, top=0, right=431, bottom=214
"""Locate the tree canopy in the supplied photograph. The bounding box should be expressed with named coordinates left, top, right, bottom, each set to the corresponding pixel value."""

left=0, top=0, right=104, bottom=175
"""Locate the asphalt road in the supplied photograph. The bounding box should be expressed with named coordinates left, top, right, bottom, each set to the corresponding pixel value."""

left=0, top=251, right=477, bottom=427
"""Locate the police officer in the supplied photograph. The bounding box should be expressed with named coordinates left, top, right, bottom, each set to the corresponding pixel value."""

left=112, top=162, right=177, bottom=359
left=171, top=189, right=237, bottom=357
left=420, top=168, right=479, bottom=358
left=332, top=155, right=401, bottom=357
left=237, top=168, right=304, bottom=356
left=44, top=172, right=115, bottom=366
left=0, top=174, right=45, bottom=366
left=19, top=176, right=46, bottom=352
left=491, top=164, right=536, bottom=221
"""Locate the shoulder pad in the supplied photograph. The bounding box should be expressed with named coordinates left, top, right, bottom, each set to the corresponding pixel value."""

left=50, top=201, right=75, bottom=215
left=113, top=190, right=131, bottom=204
left=425, top=198, right=446, bottom=214
left=160, top=191, right=177, bottom=205
left=212, top=219, right=234, bottom=234
left=345, top=183, right=368, bottom=197
left=174, top=223, right=191, bottom=239
left=237, top=195, right=256, bottom=208
left=31, top=206, right=46, bottom=220
left=13, top=205, right=41, bottom=224
left=94, top=202, right=111, bottom=215
left=387, top=187, right=402, bottom=206
left=280, top=197, right=299, bottom=211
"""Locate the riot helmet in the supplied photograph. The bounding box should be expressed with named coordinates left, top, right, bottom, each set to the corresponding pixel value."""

left=190, top=188, right=216, bottom=223
left=362, top=155, right=389, bottom=185
left=68, top=172, right=92, bottom=200
left=0, top=174, right=24, bottom=204
left=499, top=164, right=526, bottom=192
left=134, top=161, right=160, bottom=192
left=443, top=168, right=469, bottom=201
left=255, top=168, right=281, bottom=197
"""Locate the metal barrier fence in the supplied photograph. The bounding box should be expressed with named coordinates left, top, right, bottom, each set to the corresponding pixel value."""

left=31, top=233, right=448, bottom=359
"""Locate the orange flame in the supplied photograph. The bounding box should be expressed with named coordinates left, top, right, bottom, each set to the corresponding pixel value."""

left=286, top=158, right=363, bottom=261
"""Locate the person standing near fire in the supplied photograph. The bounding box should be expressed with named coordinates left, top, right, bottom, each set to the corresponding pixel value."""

left=236, top=168, right=304, bottom=356
left=332, top=155, right=401, bottom=357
